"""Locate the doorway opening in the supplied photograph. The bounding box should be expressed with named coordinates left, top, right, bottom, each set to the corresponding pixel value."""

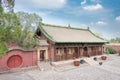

left=40, top=50, right=45, bottom=61
left=83, top=47, right=88, bottom=57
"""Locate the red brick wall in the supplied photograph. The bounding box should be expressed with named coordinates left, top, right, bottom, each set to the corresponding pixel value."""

left=105, top=45, right=120, bottom=53
left=0, top=49, right=37, bottom=71
left=110, top=45, right=120, bottom=53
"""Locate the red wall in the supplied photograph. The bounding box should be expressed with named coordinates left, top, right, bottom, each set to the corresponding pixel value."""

left=105, top=45, right=120, bottom=53
left=0, top=49, right=37, bottom=71
left=110, top=45, right=120, bottom=53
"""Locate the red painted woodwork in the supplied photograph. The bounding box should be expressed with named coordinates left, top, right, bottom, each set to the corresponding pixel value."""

left=73, top=47, right=79, bottom=58
left=7, top=55, right=22, bottom=68
left=83, top=47, right=88, bottom=56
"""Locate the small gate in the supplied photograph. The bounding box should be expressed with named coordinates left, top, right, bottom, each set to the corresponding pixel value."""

left=7, top=55, right=23, bottom=68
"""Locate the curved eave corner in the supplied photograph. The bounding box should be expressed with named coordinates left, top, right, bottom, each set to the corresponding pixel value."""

left=88, top=29, right=108, bottom=43
left=38, top=23, right=56, bottom=42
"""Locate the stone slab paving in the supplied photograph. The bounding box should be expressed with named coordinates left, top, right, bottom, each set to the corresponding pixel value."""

left=95, top=54, right=120, bottom=74
left=0, top=71, right=35, bottom=80
left=0, top=54, right=120, bottom=80
left=25, top=65, right=120, bottom=80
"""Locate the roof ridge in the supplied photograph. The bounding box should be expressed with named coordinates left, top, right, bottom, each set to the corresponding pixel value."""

left=42, top=23, right=88, bottom=31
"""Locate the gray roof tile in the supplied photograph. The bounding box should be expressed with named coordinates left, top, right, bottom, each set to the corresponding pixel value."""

left=41, top=25, right=107, bottom=43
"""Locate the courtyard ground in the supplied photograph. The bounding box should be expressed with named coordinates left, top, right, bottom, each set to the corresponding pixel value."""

left=0, top=54, right=120, bottom=80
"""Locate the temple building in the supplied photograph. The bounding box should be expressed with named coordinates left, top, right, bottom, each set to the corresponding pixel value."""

left=35, top=24, right=107, bottom=61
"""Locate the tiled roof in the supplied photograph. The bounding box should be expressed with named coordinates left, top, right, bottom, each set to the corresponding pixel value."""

left=39, top=24, right=107, bottom=43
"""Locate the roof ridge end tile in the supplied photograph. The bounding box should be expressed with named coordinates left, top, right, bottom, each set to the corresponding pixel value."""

left=42, top=23, right=88, bottom=31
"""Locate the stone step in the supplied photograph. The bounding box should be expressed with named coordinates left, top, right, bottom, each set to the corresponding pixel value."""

left=52, top=60, right=74, bottom=67
left=84, top=58, right=98, bottom=65
left=54, top=63, right=89, bottom=72
left=38, top=62, right=53, bottom=71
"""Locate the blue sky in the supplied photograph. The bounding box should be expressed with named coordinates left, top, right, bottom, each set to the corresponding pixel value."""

left=14, top=0, right=120, bottom=40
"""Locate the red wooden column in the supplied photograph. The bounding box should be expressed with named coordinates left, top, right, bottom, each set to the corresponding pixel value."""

left=97, top=46, right=99, bottom=55
left=51, top=46, right=55, bottom=62
left=79, top=47, right=83, bottom=58
left=94, top=46, right=97, bottom=56
left=66, top=47, right=69, bottom=60
left=96, top=46, right=98, bottom=55
left=98, top=46, right=101, bottom=55
left=83, top=47, right=87, bottom=57
left=80, top=47, right=84, bottom=57
left=86, top=46, right=88, bottom=57
left=79, top=47, right=81, bottom=57
left=87, top=46, right=91, bottom=56
left=65, top=47, right=68, bottom=60
left=78, top=47, right=80, bottom=58
left=101, top=46, right=103, bottom=55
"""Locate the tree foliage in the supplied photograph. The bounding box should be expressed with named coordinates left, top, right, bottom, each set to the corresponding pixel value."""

left=0, top=1, right=41, bottom=56
left=0, top=12, right=21, bottom=43
left=105, top=47, right=116, bottom=54
left=16, top=12, right=42, bottom=31
left=16, top=12, right=42, bottom=49
left=0, top=12, right=21, bottom=56
left=17, top=27, right=36, bottom=49
left=0, top=12, right=38, bottom=54
left=0, top=0, right=17, bottom=56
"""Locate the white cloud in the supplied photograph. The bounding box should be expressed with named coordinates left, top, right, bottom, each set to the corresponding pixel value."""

left=115, top=16, right=120, bottom=21
left=117, top=32, right=120, bottom=34
left=96, top=21, right=107, bottom=26
left=15, top=0, right=67, bottom=9
left=81, top=0, right=86, bottom=5
left=82, top=4, right=103, bottom=11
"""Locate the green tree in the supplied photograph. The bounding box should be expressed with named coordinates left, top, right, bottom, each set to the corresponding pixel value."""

left=105, top=47, right=115, bottom=54
left=0, top=12, right=21, bottom=56
left=0, top=1, right=42, bottom=56
left=16, top=12, right=42, bottom=31
left=17, top=26, right=36, bottom=49
left=16, top=12, right=42, bottom=49
left=0, top=0, right=21, bottom=56
left=0, top=12, right=21, bottom=44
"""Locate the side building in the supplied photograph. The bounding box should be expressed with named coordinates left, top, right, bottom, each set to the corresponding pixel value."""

left=35, top=24, right=107, bottom=62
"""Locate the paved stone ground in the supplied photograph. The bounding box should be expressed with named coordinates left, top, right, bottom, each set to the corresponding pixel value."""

left=0, top=54, right=120, bottom=80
